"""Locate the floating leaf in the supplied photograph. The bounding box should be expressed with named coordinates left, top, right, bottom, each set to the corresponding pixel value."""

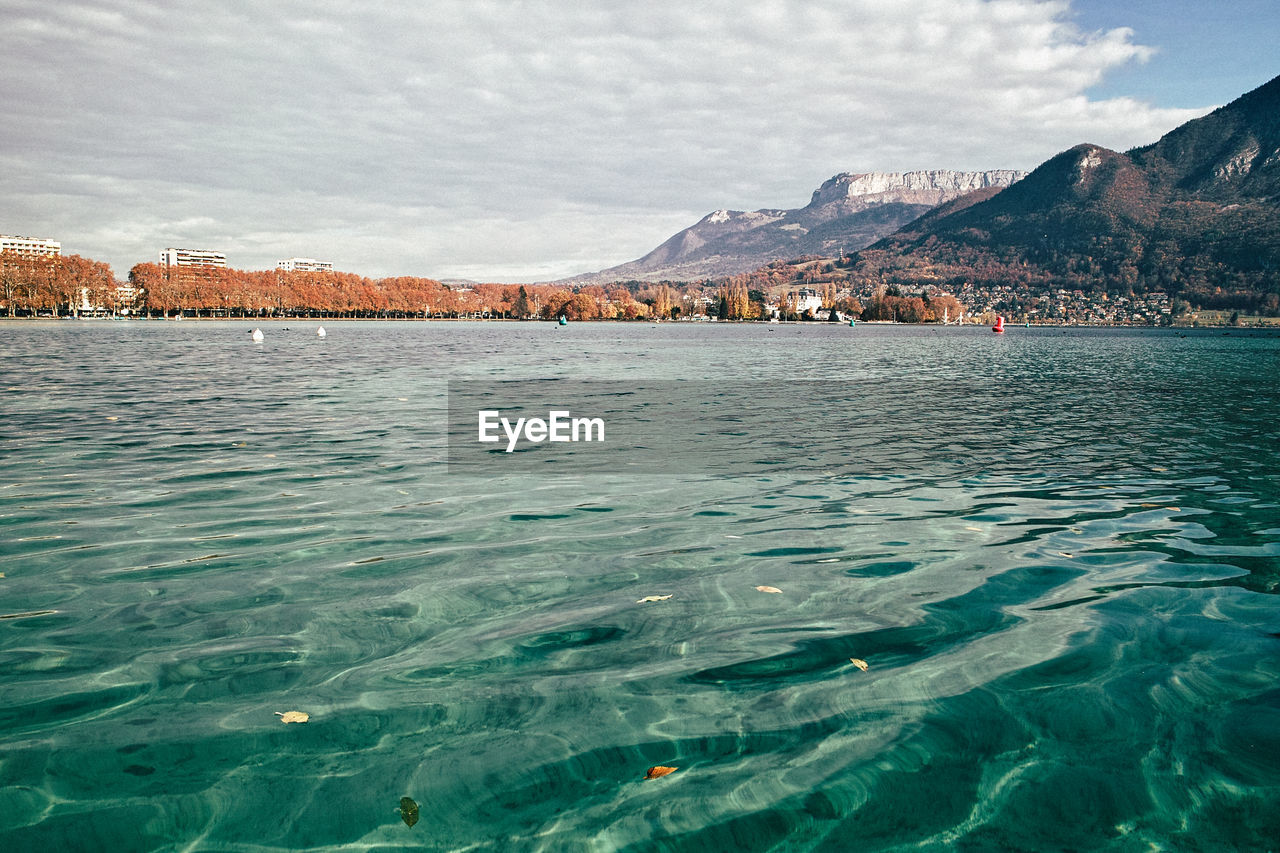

left=964, top=526, right=984, bottom=532
left=274, top=710, right=309, bottom=724
left=398, top=796, right=420, bottom=827
left=1057, top=552, right=1074, bottom=558
left=755, top=585, right=782, bottom=594
left=637, top=594, right=673, bottom=603
left=645, top=765, right=678, bottom=780
left=849, top=658, right=870, bottom=671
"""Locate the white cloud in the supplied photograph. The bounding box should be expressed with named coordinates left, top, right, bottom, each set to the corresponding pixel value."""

left=0, top=0, right=1218, bottom=280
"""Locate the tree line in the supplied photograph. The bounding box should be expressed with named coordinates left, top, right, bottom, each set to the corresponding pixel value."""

left=2, top=250, right=974, bottom=322
left=124, top=265, right=673, bottom=320
left=1, top=253, right=114, bottom=317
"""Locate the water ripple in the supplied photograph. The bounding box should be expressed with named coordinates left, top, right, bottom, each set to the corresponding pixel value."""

left=2, top=322, right=1278, bottom=850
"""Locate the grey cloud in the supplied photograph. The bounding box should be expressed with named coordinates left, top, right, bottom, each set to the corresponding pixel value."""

left=1, top=0, right=1217, bottom=280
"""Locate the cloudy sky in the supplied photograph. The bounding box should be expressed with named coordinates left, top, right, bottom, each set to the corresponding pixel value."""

left=2, top=1, right=1276, bottom=282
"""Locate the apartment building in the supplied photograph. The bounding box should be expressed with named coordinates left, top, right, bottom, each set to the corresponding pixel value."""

left=276, top=257, right=334, bottom=272
left=159, top=248, right=226, bottom=268
left=1, top=234, right=62, bottom=258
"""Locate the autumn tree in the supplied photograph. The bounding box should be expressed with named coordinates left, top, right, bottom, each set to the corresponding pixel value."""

left=0, top=252, right=34, bottom=316
left=652, top=285, right=674, bottom=319
left=17, top=255, right=58, bottom=313
left=131, top=263, right=171, bottom=316
left=56, top=255, right=114, bottom=315
left=930, top=293, right=963, bottom=323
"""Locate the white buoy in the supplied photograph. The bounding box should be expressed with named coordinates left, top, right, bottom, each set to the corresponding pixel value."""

left=316, top=326, right=326, bottom=338
left=250, top=328, right=264, bottom=342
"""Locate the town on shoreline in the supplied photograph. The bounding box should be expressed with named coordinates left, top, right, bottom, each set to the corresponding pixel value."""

left=3, top=236, right=1276, bottom=328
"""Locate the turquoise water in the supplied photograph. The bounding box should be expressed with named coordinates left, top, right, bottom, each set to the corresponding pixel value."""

left=2, top=320, right=1279, bottom=851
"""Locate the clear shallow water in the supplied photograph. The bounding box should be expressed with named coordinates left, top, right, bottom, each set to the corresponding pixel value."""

left=2, top=320, right=1279, bottom=851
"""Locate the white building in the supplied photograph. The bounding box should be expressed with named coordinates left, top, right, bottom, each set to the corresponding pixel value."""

left=790, top=288, right=824, bottom=315
left=159, top=248, right=226, bottom=268
left=113, top=281, right=139, bottom=314
left=71, top=281, right=140, bottom=317
left=1, top=234, right=62, bottom=258
left=276, top=257, right=333, bottom=272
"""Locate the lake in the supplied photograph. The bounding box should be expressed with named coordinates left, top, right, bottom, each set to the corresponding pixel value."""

left=2, top=320, right=1279, bottom=851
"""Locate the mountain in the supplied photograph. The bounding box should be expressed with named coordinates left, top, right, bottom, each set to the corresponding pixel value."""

left=852, top=74, right=1280, bottom=313
left=571, top=170, right=1025, bottom=283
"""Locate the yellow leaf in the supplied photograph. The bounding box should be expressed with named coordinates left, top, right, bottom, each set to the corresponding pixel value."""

left=849, top=658, right=869, bottom=671
left=398, top=796, right=419, bottom=827
left=964, top=526, right=983, bottom=532
left=755, top=585, right=783, bottom=594
left=275, top=710, right=309, bottom=724
left=637, top=594, right=673, bottom=603
left=1057, top=552, right=1074, bottom=558
left=645, top=765, right=678, bottom=780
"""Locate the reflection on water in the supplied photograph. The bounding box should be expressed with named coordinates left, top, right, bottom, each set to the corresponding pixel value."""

left=1, top=321, right=1278, bottom=850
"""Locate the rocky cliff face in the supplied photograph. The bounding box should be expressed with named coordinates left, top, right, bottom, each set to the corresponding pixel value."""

left=569, top=169, right=1026, bottom=283
left=807, top=170, right=1027, bottom=213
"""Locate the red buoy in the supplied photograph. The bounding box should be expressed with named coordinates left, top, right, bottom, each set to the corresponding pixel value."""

left=992, top=315, right=1005, bottom=333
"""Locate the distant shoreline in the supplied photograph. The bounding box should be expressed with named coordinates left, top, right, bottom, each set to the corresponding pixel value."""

left=3, top=315, right=1278, bottom=330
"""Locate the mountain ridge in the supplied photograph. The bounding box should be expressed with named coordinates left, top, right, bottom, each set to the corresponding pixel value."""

left=565, top=169, right=1026, bottom=283
left=850, top=73, right=1280, bottom=313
